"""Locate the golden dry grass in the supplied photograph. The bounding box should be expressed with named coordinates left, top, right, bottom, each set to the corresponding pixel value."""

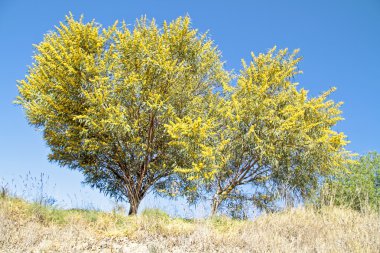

left=1, top=196, right=379, bottom=252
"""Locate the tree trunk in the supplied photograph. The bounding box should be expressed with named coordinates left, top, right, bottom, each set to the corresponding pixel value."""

left=128, top=196, right=141, bottom=215
left=211, top=194, right=221, bottom=216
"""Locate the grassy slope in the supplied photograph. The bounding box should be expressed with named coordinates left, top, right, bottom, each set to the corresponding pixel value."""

left=1, top=197, right=379, bottom=253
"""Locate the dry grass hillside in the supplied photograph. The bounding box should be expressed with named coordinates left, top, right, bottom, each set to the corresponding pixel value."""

left=1, top=196, right=379, bottom=253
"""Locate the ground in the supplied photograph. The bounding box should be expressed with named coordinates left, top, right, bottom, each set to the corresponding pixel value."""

left=1, top=197, right=379, bottom=252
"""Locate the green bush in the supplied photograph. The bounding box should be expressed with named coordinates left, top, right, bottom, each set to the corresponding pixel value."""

left=141, top=208, right=170, bottom=220
left=319, top=152, right=380, bottom=212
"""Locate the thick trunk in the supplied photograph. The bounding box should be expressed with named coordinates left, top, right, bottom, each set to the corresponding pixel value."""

left=128, top=195, right=142, bottom=215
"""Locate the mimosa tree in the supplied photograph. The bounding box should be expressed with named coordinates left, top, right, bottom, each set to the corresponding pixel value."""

left=16, top=14, right=228, bottom=215
left=166, top=48, right=351, bottom=215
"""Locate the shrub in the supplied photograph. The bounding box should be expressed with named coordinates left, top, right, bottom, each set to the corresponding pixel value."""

left=318, top=152, right=380, bottom=212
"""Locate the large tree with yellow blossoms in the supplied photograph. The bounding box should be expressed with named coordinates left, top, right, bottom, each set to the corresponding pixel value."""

left=16, top=15, right=228, bottom=215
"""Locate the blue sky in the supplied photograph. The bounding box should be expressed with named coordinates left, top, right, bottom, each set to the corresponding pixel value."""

left=0, top=0, right=379, bottom=215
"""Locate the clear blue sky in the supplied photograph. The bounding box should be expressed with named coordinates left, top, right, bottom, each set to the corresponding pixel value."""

left=0, top=0, right=379, bottom=215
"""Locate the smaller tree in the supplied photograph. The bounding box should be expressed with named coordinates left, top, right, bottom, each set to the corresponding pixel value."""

left=318, top=152, right=380, bottom=212
left=165, top=48, right=351, bottom=215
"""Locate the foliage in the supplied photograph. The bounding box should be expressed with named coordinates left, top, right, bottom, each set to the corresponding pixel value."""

left=16, top=14, right=228, bottom=214
left=16, top=12, right=356, bottom=217
left=141, top=208, right=170, bottom=220
left=166, top=47, right=351, bottom=214
left=318, top=152, right=380, bottom=212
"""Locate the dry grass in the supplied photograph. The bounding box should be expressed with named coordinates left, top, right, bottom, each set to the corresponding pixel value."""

left=0, top=196, right=379, bottom=252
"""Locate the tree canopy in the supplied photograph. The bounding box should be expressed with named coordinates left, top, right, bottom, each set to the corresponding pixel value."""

left=17, top=14, right=352, bottom=216
left=165, top=48, right=351, bottom=214
left=16, top=14, right=228, bottom=214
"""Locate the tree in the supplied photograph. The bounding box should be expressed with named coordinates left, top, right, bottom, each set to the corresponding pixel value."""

left=318, top=152, right=380, bottom=212
left=16, top=14, right=228, bottom=215
left=165, top=48, right=351, bottom=215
